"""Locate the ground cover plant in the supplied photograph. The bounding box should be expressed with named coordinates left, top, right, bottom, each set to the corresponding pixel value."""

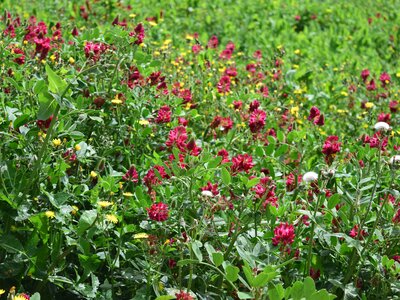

left=0, top=0, right=400, bottom=299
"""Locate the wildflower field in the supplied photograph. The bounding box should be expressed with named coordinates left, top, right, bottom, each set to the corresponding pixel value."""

left=1, top=0, right=400, bottom=299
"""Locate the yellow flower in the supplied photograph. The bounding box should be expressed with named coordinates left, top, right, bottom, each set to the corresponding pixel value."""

left=52, top=138, right=62, bottom=147
left=71, top=205, right=79, bottom=215
left=98, top=201, right=113, bottom=208
left=138, top=119, right=149, bottom=125
left=90, top=171, right=98, bottom=178
left=75, top=144, right=81, bottom=151
left=396, top=72, right=400, bottom=78
left=134, top=233, right=149, bottom=239
left=123, top=192, right=134, bottom=197
left=111, top=98, right=123, bottom=105
left=69, top=57, right=75, bottom=64
left=45, top=211, right=55, bottom=219
left=106, top=214, right=118, bottom=224
left=290, top=106, right=299, bottom=117
left=294, top=49, right=301, bottom=55
left=15, top=295, right=28, bottom=300
left=0, top=289, right=5, bottom=295
left=365, top=102, right=374, bottom=109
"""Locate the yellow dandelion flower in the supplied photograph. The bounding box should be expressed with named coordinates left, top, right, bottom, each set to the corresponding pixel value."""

left=98, top=201, right=113, bottom=208
left=106, top=214, right=118, bottom=224
left=75, top=144, right=81, bottom=151
left=45, top=211, right=55, bottom=219
left=294, top=49, right=301, bottom=55
left=134, top=233, right=149, bottom=239
left=52, top=138, right=62, bottom=147
left=148, top=21, right=157, bottom=26
left=50, top=54, right=56, bottom=62
left=340, top=91, right=348, bottom=97
left=69, top=57, right=75, bottom=64
left=138, top=119, right=149, bottom=125
left=90, top=171, right=97, bottom=178
left=0, top=289, right=5, bottom=295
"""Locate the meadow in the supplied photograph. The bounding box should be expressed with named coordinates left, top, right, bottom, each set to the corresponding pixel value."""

left=0, top=0, right=400, bottom=299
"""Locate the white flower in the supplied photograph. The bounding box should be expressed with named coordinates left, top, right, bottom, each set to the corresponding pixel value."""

left=389, top=155, right=400, bottom=165
left=303, top=171, right=318, bottom=182
left=201, top=190, right=214, bottom=197
left=374, top=122, right=390, bottom=131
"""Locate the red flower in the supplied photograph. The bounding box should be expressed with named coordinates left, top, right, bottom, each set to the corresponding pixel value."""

left=129, top=23, right=145, bottom=45
left=192, top=44, right=202, bottom=54
left=166, top=126, right=188, bottom=152
left=13, top=48, right=25, bottom=65
left=147, top=202, right=169, bottom=222
left=231, top=154, right=254, bottom=174
left=217, top=149, right=230, bottom=163
left=307, top=106, right=324, bottom=126
left=210, top=116, right=233, bottom=133
left=201, top=182, right=219, bottom=196
left=122, top=166, right=138, bottom=183
left=393, top=209, right=400, bottom=223
left=155, top=105, right=171, bottom=124
left=379, top=72, right=391, bottom=87
left=349, top=225, right=368, bottom=239
left=389, top=101, right=398, bottom=113
left=361, top=69, right=370, bottom=82
left=175, top=291, right=194, bottom=300
left=249, top=109, right=266, bottom=133
left=71, top=26, right=79, bottom=36
left=377, top=112, right=390, bottom=123
left=366, top=79, right=376, bottom=91
left=323, top=139, right=338, bottom=157
left=217, top=76, right=231, bottom=94
left=144, top=165, right=169, bottom=189
left=84, top=42, right=108, bottom=62
left=272, top=223, right=295, bottom=246
left=207, top=35, right=219, bottom=49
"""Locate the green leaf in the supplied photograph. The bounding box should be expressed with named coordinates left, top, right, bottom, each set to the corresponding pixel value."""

left=46, top=64, right=67, bottom=95
left=30, top=293, right=41, bottom=300
left=30, top=214, right=49, bottom=244
left=242, top=263, right=255, bottom=286
left=268, top=284, right=284, bottom=300
left=309, top=289, right=336, bottom=300
left=246, top=177, right=260, bottom=188
left=225, top=265, right=239, bottom=282
left=304, top=277, right=316, bottom=295
left=0, top=235, right=24, bottom=253
left=177, top=259, right=199, bottom=267
left=221, top=167, right=231, bottom=185
left=252, top=270, right=278, bottom=287
left=212, top=252, right=224, bottom=267
left=38, top=92, right=56, bottom=120
left=328, top=194, right=341, bottom=210
left=13, top=114, right=29, bottom=129
left=191, top=240, right=203, bottom=262
left=289, top=281, right=304, bottom=300
left=77, top=210, right=97, bottom=235
left=237, top=292, right=253, bottom=299
left=155, top=296, right=175, bottom=300
left=207, top=156, right=222, bottom=169
left=0, top=191, right=16, bottom=208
